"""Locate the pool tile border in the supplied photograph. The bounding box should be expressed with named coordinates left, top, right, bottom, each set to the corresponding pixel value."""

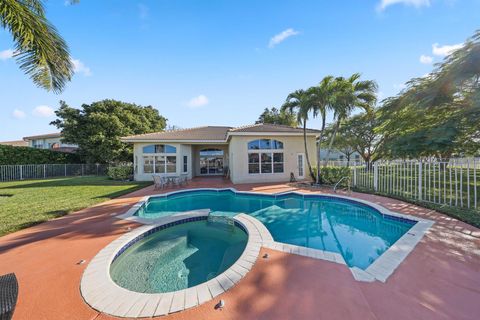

left=115, top=187, right=434, bottom=285
left=80, top=211, right=262, bottom=318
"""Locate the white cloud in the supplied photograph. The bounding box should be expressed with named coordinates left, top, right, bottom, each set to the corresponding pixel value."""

left=138, top=3, right=149, bottom=20
left=377, top=0, right=430, bottom=11
left=419, top=54, right=433, bottom=64
left=0, top=49, right=14, bottom=61
left=71, top=58, right=92, bottom=76
left=432, top=42, right=463, bottom=56
left=268, top=28, right=300, bottom=48
left=12, top=109, right=26, bottom=119
left=187, top=95, right=209, bottom=108
left=32, top=105, right=55, bottom=118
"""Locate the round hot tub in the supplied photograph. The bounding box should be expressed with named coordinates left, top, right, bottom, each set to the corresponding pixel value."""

left=110, top=219, right=248, bottom=293
left=80, top=213, right=263, bottom=318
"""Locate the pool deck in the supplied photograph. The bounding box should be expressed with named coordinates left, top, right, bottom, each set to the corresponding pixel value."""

left=0, top=177, right=479, bottom=320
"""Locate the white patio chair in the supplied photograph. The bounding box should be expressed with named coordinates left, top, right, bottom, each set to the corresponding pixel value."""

left=153, top=175, right=166, bottom=189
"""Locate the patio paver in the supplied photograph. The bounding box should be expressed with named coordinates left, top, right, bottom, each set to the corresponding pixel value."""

left=0, top=177, right=479, bottom=320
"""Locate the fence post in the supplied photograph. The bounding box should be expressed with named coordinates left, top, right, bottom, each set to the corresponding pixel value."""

left=353, top=164, right=357, bottom=187
left=418, top=161, right=422, bottom=201
left=64, top=164, right=67, bottom=177
left=81, top=164, right=84, bottom=176
left=96, top=164, right=99, bottom=175
left=20, top=165, right=23, bottom=180
left=43, top=164, right=46, bottom=179
left=373, top=162, right=378, bottom=191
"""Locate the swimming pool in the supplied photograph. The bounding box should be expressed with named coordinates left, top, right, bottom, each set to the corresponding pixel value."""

left=110, top=219, right=248, bottom=293
left=134, top=189, right=416, bottom=270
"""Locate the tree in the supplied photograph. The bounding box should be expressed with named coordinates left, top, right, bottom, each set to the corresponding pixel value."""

left=342, top=111, right=384, bottom=166
left=323, top=74, right=378, bottom=164
left=281, top=90, right=316, bottom=180
left=0, top=0, right=73, bottom=93
left=255, top=107, right=297, bottom=126
left=378, top=30, right=480, bottom=158
left=51, top=100, right=167, bottom=163
left=309, top=76, right=335, bottom=183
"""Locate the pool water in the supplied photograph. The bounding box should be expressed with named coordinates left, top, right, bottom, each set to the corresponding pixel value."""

left=136, top=190, right=415, bottom=269
left=110, top=220, right=247, bottom=293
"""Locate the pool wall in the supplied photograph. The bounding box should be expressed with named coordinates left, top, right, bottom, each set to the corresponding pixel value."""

left=80, top=211, right=263, bottom=318
left=117, top=188, right=434, bottom=283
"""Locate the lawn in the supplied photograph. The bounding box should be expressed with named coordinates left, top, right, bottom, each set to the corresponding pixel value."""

left=0, top=176, right=151, bottom=236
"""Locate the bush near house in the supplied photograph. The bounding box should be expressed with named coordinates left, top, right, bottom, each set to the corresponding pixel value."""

left=313, top=166, right=351, bottom=186
left=107, top=166, right=134, bottom=180
left=0, top=145, right=81, bottom=165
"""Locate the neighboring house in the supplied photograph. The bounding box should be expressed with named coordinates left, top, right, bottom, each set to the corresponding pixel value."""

left=22, top=133, right=78, bottom=153
left=318, top=149, right=361, bottom=162
left=121, top=124, right=319, bottom=184
left=0, top=140, right=28, bottom=147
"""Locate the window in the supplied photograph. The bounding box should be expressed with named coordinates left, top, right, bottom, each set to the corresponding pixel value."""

left=142, top=144, right=177, bottom=174
left=183, top=156, right=188, bottom=173
left=142, top=144, right=176, bottom=154
left=248, top=139, right=283, bottom=150
left=247, top=139, right=284, bottom=174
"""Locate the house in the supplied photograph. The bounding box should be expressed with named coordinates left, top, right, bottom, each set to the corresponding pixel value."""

left=0, top=140, right=28, bottom=147
left=22, top=133, right=78, bottom=153
left=121, top=124, right=319, bottom=184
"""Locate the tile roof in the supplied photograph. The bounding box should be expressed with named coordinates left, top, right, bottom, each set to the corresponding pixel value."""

left=0, top=140, right=28, bottom=147
left=23, top=132, right=62, bottom=140
left=121, top=123, right=320, bottom=142
left=121, top=126, right=233, bottom=142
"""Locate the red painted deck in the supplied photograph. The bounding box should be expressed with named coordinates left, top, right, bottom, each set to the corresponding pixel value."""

left=0, top=177, right=479, bottom=320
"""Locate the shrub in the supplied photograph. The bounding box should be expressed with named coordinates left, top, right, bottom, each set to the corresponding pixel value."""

left=312, top=166, right=352, bottom=186
left=107, top=166, right=133, bottom=180
left=0, top=145, right=81, bottom=165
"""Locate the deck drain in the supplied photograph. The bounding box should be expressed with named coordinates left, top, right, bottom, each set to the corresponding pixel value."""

left=215, top=299, right=225, bottom=310
left=407, top=232, right=416, bottom=236
left=263, top=253, right=269, bottom=259
left=77, top=259, right=86, bottom=265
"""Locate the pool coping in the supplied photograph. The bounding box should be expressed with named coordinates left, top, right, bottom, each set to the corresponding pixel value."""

left=115, top=188, right=434, bottom=284
left=80, top=211, right=263, bottom=318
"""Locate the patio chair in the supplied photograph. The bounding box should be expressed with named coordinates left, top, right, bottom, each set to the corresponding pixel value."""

left=179, top=175, right=189, bottom=186
left=0, top=273, right=18, bottom=320
left=153, top=175, right=165, bottom=190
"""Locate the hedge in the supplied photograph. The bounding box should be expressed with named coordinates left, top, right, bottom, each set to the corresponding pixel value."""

left=312, top=166, right=352, bottom=186
left=107, top=166, right=133, bottom=180
left=0, top=145, right=81, bottom=165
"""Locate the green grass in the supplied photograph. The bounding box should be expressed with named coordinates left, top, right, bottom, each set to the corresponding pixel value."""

left=0, top=176, right=151, bottom=236
left=353, top=187, right=480, bottom=228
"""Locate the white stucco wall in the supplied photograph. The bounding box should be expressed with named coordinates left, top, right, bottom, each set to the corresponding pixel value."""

left=228, top=135, right=317, bottom=184
left=133, top=143, right=193, bottom=181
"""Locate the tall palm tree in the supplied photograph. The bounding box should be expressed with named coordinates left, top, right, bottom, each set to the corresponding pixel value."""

left=1, top=0, right=73, bottom=93
left=309, top=76, right=335, bottom=184
left=281, top=89, right=316, bottom=180
left=324, top=73, right=378, bottom=165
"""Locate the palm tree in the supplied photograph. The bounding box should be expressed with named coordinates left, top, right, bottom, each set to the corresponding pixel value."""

left=1, top=0, right=73, bottom=93
left=323, top=73, right=378, bottom=166
left=309, top=76, right=335, bottom=184
left=281, top=89, right=316, bottom=180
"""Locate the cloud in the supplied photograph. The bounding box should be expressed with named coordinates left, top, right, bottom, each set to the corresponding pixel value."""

left=71, top=58, right=92, bottom=76
left=432, top=42, right=463, bottom=56
left=0, top=49, right=14, bottom=61
left=138, top=3, right=149, bottom=20
left=187, top=95, right=209, bottom=108
left=419, top=54, right=433, bottom=64
left=377, top=0, right=430, bottom=11
left=32, top=105, right=55, bottom=118
left=268, top=28, right=300, bottom=48
left=12, top=109, right=26, bottom=119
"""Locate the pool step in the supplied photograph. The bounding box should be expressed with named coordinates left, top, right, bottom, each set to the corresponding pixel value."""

left=207, top=212, right=236, bottom=231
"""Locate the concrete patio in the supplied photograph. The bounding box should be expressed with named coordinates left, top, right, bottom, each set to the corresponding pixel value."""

left=0, top=177, right=479, bottom=320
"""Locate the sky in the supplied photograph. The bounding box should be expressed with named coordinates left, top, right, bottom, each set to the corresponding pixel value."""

left=1, top=0, right=479, bottom=141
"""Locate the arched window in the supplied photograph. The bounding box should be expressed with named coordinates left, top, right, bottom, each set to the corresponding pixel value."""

left=247, top=139, right=283, bottom=150
left=142, top=144, right=177, bottom=174
left=142, top=144, right=176, bottom=154
left=247, top=139, right=284, bottom=174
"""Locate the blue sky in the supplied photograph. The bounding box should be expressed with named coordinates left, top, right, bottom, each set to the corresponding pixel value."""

left=1, top=0, right=479, bottom=141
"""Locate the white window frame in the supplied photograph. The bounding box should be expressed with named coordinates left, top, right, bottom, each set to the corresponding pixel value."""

left=247, top=139, right=284, bottom=175
left=142, top=144, right=177, bottom=175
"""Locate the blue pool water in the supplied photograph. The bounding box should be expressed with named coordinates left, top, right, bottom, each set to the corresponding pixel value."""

left=110, top=220, right=247, bottom=293
left=136, top=190, right=416, bottom=269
